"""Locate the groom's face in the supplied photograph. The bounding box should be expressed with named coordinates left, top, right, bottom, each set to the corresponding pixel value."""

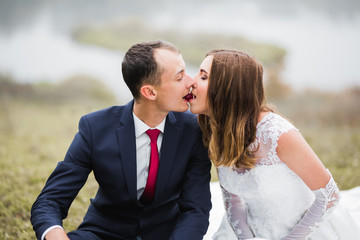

left=152, top=48, right=194, bottom=112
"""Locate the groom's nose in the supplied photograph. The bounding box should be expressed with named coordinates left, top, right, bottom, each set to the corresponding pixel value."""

left=185, top=74, right=195, bottom=89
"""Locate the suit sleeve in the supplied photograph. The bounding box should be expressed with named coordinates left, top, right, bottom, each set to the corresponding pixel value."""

left=169, top=128, right=212, bottom=240
left=30, top=116, right=93, bottom=240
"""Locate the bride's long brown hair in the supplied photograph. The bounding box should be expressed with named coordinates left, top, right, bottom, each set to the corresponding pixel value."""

left=198, top=49, right=271, bottom=169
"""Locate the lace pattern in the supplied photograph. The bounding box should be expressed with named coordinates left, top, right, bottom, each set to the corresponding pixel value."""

left=216, top=112, right=350, bottom=239
left=314, top=172, right=341, bottom=213
left=248, top=112, right=298, bottom=167
left=322, top=174, right=341, bottom=211
left=283, top=174, right=341, bottom=240
left=217, top=112, right=322, bottom=239
left=219, top=163, right=314, bottom=239
left=222, top=187, right=241, bottom=236
left=221, top=185, right=254, bottom=238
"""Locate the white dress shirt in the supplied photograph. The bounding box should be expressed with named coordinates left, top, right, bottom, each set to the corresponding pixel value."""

left=41, top=112, right=166, bottom=240
left=132, top=112, right=165, bottom=199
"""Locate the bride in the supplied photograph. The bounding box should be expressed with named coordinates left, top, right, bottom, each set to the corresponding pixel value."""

left=188, top=49, right=360, bottom=239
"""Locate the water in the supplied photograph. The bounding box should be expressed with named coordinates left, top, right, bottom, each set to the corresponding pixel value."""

left=0, top=11, right=132, bottom=102
left=0, top=0, right=359, bottom=101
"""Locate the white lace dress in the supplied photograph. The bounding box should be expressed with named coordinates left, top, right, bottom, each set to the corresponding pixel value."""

left=214, top=112, right=360, bottom=240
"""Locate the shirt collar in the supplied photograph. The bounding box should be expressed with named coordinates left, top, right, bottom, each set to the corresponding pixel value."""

left=133, top=112, right=166, bottom=138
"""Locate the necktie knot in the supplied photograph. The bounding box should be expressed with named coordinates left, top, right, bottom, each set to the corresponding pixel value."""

left=146, top=129, right=161, bottom=143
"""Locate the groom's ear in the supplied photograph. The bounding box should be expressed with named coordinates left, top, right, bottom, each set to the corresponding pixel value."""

left=140, top=85, right=157, bottom=100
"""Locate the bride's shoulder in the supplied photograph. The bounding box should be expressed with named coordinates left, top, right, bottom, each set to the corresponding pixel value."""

left=257, top=111, right=297, bottom=136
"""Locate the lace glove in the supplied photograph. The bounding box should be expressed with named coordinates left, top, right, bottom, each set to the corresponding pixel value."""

left=221, top=185, right=255, bottom=239
left=281, top=175, right=340, bottom=239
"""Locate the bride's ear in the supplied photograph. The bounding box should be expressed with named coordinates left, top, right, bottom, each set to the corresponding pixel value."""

left=140, top=85, right=157, bottom=100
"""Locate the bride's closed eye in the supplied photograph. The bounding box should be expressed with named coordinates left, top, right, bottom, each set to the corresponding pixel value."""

left=199, top=69, right=209, bottom=80
left=200, top=73, right=208, bottom=80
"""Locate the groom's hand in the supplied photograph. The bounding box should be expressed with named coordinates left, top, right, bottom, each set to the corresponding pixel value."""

left=45, top=228, right=70, bottom=240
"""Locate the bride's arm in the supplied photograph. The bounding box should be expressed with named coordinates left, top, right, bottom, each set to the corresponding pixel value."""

left=220, top=185, right=255, bottom=239
left=277, top=129, right=340, bottom=239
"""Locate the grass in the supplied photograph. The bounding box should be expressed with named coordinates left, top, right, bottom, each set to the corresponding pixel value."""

left=0, top=100, right=101, bottom=239
left=0, top=76, right=116, bottom=239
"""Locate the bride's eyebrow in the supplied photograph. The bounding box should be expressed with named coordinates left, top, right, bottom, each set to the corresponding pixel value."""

left=200, top=69, right=208, bottom=74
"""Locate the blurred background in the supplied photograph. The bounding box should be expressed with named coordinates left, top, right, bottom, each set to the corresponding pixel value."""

left=0, top=0, right=359, bottom=239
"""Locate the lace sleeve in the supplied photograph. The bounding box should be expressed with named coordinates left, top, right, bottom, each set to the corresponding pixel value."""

left=281, top=175, right=340, bottom=239
left=221, top=185, right=255, bottom=239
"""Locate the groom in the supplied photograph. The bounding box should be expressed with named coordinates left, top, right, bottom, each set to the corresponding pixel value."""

left=31, top=40, right=212, bottom=240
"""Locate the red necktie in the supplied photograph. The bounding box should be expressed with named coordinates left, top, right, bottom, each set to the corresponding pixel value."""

left=140, top=129, right=161, bottom=204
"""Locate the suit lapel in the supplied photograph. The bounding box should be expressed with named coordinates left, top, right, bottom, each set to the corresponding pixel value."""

left=116, top=101, right=138, bottom=202
left=155, top=112, right=180, bottom=201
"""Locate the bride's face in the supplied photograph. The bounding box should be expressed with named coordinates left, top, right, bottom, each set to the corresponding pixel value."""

left=189, top=55, right=213, bottom=115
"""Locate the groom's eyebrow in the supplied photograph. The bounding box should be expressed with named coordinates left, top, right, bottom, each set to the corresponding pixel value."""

left=174, top=69, right=185, bottom=77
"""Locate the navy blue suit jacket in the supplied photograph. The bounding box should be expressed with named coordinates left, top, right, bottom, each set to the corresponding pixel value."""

left=31, top=101, right=211, bottom=240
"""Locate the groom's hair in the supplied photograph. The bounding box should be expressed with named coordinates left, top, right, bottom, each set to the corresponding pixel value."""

left=122, top=40, right=179, bottom=99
